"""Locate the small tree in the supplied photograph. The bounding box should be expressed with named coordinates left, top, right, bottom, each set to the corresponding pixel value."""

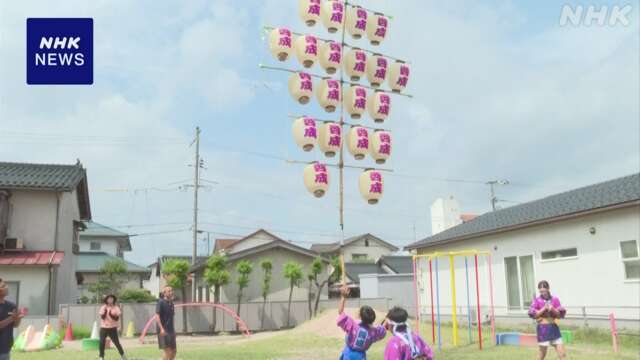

left=235, top=260, right=253, bottom=331
left=307, top=274, right=314, bottom=318
left=310, top=256, right=342, bottom=317
left=259, top=259, right=273, bottom=330
left=283, top=261, right=303, bottom=328
left=88, top=259, right=127, bottom=301
left=162, top=259, right=190, bottom=334
left=204, top=253, right=230, bottom=333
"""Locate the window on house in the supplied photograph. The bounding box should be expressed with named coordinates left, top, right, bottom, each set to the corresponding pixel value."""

left=352, top=254, right=369, bottom=261
left=505, top=255, right=535, bottom=310
left=365, top=239, right=370, bottom=247
left=90, top=242, right=101, bottom=251
left=620, top=240, right=640, bottom=280
left=541, top=248, right=578, bottom=260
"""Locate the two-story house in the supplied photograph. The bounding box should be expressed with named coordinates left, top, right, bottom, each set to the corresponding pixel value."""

left=76, top=221, right=150, bottom=300
left=0, top=161, right=91, bottom=315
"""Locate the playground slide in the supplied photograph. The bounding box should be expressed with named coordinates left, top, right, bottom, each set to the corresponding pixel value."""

left=13, top=324, right=62, bottom=352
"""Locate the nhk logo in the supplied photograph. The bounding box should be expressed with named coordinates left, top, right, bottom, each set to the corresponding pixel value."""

left=27, top=18, right=93, bottom=85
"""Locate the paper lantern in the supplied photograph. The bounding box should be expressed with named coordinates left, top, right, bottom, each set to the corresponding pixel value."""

left=359, top=169, right=384, bottom=204
left=288, top=72, right=314, bottom=104
left=343, top=85, right=367, bottom=119
left=294, top=35, right=319, bottom=68
left=317, top=122, right=342, bottom=157
left=320, top=0, right=345, bottom=33
left=318, top=41, right=342, bottom=75
left=344, top=48, right=367, bottom=81
left=268, top=28, right=293, bottom=61
left=369, top=130, right=392, bottom=164
left=316, top=78, right=341, bottom=113
left=366, top=13, right=388, bottom=45
left=346, top=5, right=368, bottom=39
left=387, top=61, right=410, bottom=93
left=299, top=0, right=321, bottom=26
left=347, top=126, right=369, bottom=160
left=292, top=117, right=318, bottom=151
left=367, top=90, right=391, bottom=123
left=366, top=54, right=388, bottom=88
left=303, top=162, right=329, bottom=198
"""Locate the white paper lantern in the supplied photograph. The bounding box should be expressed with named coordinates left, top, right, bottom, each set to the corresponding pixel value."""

left=343, top=85, right=367, bottom=119
left=369, top=130, right=392, bottom=164
left=292, top=117, right=318, bottom=151
left=366, top=12, right=388, bottom=46
left=359, top=169, right=384, bottom=204
left=346, top=5, right=368, bottom=39
left=366, top=54, right=388, bottom=88
left=299, top=0, right=321, bottom=26
left=344, top=48, right=367, bottom=81
left=294, top=35, right=319, bottom=68
left=347, top=126, right=369, bottom=160
left=268, top=28, right=293, bottom=61
left=387, top=61, right=410, bottom=93
left=316, top=78, right=341, bottom=113
left=367, top=90, right=391, bottom=123
left=318, top=41, right=342, bottom=75
left=288, top=72, right=314, bottom=104
left=317, top=122, right=342, bottom=157
left=303, top=162, right=329, bottom=198
left=320, top=0, right=345, bottom=33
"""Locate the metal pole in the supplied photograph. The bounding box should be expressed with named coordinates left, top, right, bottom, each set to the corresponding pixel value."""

left=429, top=259, right=435, bottom=345
left=474, top=254, right=483, bottom=350
left=412, top=257, right=421, bottom=334
left=338, top=1, right=349, bottom=285
left=435, top=257, right=441, bottom=351
left=489, top=182, right=496, bottom=211
left=449, top=255, right=458, bottom=346
left=192, top=126, right=201, bottom=302
left=465, top=257, right=472, bottom=344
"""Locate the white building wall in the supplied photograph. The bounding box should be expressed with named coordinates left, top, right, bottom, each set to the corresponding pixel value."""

left=416, top=206, right=640, bottom=324
left=0, top=267, right=50, bottom=315
left=6, top=190, right=57, bottom=249
left=78, top=238, right=119, bottom=256
left=143, top=265, right=161, bottom=297
left=431, top=196, right=462, bottom=235
left=54, top=189, right=81, bottom=311
left=342, top=237, right=395, bottom=262
left=229, top=232, right=277, bottom=254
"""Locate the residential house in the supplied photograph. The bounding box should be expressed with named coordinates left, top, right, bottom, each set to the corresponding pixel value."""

left=191, top=229, right=331, bottom=304
left=405, top=173, right=640, bottom=325
left=143, top=255, right=207, bottom=300
left=344, top=255, right=413, bottom=298
left=310, top=233, right=399, bottom=263
left=0, top=161, right=91, bottom=315
left=359, top=255, right=414, bottom=309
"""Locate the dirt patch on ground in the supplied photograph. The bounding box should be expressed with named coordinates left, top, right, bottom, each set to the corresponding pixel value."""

left=293, top=307, right=387, bottom=339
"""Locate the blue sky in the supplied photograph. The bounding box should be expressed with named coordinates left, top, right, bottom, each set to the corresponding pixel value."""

left=1, top=1, right=638, bottom=266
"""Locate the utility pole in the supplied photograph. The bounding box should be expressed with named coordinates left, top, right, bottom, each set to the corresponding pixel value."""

left=486, top=180, right=509, bottom=211
left=191, top=126, right=201, bottom=302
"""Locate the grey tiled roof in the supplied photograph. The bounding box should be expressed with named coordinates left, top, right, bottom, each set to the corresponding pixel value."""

left=407, top=173, right=640, bottom=250
left=0, top=161, right=86, bottom=191
left=344, top=263, right=385, bottom=283
left=379, top=256, right=413, bottom=274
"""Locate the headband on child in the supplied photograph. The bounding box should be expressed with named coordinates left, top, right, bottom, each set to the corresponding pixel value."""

left=387, top=320, right=420, bottom=358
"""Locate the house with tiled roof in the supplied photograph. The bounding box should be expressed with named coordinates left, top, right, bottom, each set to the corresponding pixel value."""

left=0, top=161, right=91, bottom=315
left=406, top=174, right=640, bottom=325
left=191, top=229, right=332, bottom=303
left=310, top=233, right=399, bottom=263
left=143, top=255, right=208, bottom=299
left=75, top=221, right=150, bottom=300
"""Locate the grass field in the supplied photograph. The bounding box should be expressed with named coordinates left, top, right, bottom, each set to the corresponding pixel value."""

left=12, top=321, right=639, bottom=359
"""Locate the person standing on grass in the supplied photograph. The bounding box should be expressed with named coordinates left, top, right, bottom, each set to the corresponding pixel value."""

left=98, top=294, right=127, bottom=360
left=337, top=284, right=387, bottom=360
left=0, top=279, right=24, bottom=360
left=528, top=280, right=567, bottom=360
left=156, top=286, right=177, bottom=360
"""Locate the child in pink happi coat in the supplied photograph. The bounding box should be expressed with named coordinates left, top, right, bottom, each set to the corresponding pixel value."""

left=337, top=285, right=387, bottom=360
left=383, top=307, right=433, bottom=360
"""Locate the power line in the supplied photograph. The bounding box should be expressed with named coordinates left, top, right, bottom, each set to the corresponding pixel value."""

left=129, top=228, right=191, bottom=237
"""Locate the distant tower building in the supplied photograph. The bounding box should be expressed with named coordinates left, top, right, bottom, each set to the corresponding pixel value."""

left=431, top=196, right=462, bottom=235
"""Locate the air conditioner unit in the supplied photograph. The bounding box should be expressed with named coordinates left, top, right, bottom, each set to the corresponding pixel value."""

left=4, top=238, right=24, bottom=250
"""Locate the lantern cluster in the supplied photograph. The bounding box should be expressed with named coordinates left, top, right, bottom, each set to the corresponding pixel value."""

left=268, top=2, right=411, bottom=205
left=298, top=0, right=389, bottom=46
left=268, top=28, right=411, bottom=93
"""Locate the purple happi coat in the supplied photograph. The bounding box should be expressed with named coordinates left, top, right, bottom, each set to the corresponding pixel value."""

left=528, top=294, right=566, bottom=342
left=384, top=331, right=434, bottom=360
left=337, top=313, right=387, bottom=359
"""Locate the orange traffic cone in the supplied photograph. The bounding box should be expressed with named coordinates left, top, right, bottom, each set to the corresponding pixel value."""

left=64, top=322, right=74, bottom=341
